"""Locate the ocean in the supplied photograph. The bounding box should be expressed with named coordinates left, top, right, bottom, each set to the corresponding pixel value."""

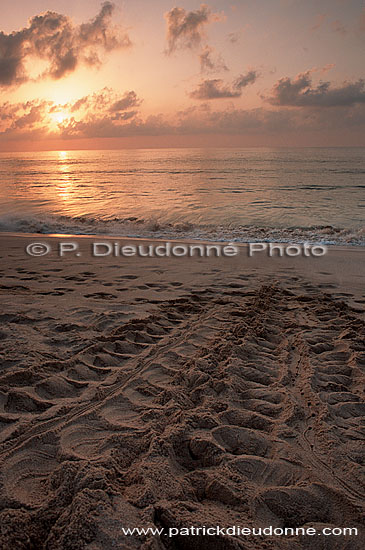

left=0, top=147, right=364, bottom=245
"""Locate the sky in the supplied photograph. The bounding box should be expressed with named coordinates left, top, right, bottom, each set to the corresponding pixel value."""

left=0, top=0, right=365, bottom=150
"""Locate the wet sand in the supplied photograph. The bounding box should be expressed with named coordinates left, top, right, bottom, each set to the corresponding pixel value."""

left=0, top=234, right=364, bottom=549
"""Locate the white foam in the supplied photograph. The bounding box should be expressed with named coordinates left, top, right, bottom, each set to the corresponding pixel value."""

left=0, top=214, right=364, bottom=246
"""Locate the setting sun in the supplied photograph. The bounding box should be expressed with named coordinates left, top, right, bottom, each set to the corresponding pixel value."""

left=50, top=110, right=69, bottom=128
left=56, top=114, right=67, bottom=124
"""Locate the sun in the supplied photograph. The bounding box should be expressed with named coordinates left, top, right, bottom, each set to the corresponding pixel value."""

left=53, top=111, right=68, bottom=124
left=56, top=113, right=67, bottom=124
left=49, top=110, right=69, bottom=129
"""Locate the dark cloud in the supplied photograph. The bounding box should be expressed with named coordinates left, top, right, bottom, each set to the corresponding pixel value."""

left=190, top=71, right=259, bottom=100
left=109, top=91, right=141, bottom=113
left=234, top=71, right=258, bottom=89
left=199, top=46, right=228, bottom=73
left=0, top=29, right=28, bottom=86
left=268, top=72, right=365, bottom=107
left=78, top=1, right=126, bottom=52
left=165, top=4, right=221, bottom=54
left=190, top=79, right=240, bottom=99
left=0, top=2, right=131, bottom=87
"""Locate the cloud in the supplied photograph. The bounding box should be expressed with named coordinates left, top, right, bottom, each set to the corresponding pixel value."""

left=2, top=90, right=365, bottom=143
left=66, top=88, right=141, bottom=116
left=267, top=72, right=365, bottom=107
left=0, top=2, right=131, bottom=87
left=199, top=46, right=228, bottom=73
left=227, top=24, right=250, bottom=44
left=227, top=31, right=241, bottom=44
left=190, top=79, right=240, bottom=99
left=234, top=71, right=258, bottom=88
left=0, top=88, right=142, bottom=139
left=165, top=4, right=222, bottom=54
left=331, top=19, right=347, bottom=35
left=58, top=102, right=365, bottom=140
left=0, top=99, right=51, bottom=137
left=109, top=91, right=141, bottom=113
left=78, top=1, right=127, bottom=52
left=310, top=14, right=347, bottom=36
left=320, top=63, right=335, bottom=74
left=190, top=71, right=258, bottom=99
left=310, top=13, right=327, bottom=31
left=0, top=30, right=28, bottom=87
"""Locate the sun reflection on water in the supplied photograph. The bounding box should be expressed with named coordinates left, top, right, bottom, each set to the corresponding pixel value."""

left=57, top=151, right=73, bottom=200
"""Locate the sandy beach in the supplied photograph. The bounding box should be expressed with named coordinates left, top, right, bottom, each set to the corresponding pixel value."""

left=0, top=234, right=364, bottom=549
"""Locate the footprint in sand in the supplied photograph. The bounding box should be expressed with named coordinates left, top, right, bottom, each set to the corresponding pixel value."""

left=2, top=441, right=58, bottom=506
left=100, top=395, right=144, bottom=428
left=59, top=422, right=113, bottom=460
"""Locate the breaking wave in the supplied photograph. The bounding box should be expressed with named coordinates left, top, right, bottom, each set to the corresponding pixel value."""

left=0, top=213, right=364, bottom=246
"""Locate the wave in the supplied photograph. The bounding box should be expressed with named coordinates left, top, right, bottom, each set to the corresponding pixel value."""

left=0, top=214, right=364, bottom=246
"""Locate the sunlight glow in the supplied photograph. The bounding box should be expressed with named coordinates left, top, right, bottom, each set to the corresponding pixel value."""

left=50, top=111, right=69, bottom=127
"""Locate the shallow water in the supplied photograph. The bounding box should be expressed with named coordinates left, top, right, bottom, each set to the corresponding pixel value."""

left=0, top=147, right=364, bottom=244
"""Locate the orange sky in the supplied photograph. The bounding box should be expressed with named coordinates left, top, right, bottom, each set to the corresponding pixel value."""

left=1, top=0, right=365, bottom=150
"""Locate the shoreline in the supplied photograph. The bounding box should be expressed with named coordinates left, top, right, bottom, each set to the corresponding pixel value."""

left=1, top=232, right=364, bottom=308
left=1, top=229, right=365, bottom=249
